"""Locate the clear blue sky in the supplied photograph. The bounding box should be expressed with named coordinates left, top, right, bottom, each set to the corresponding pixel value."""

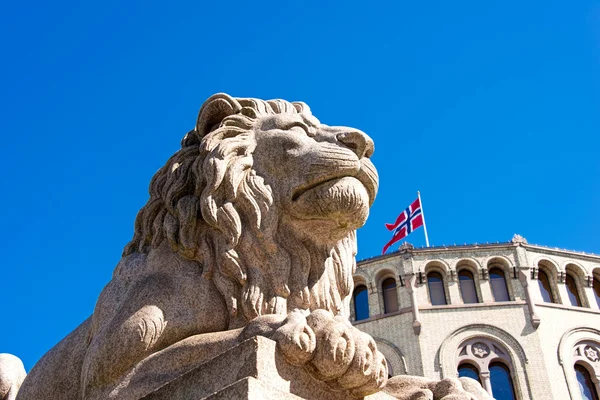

left=2, top=1, right=599, bottom=370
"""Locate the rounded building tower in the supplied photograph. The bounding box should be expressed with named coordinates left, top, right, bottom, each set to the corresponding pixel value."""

left=351, top=235, right=600, bottom=400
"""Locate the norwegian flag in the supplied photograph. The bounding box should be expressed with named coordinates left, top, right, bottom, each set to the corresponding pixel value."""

left=382, top=197, right=424, bottom=254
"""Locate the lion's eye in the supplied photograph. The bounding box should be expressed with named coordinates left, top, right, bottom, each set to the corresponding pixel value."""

left=286, top=122, right=315, bottom=137
left=289, top=125, right=307, bottom=133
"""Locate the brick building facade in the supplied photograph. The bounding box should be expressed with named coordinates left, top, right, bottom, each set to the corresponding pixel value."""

left=351, top=235, right=600, bottom=399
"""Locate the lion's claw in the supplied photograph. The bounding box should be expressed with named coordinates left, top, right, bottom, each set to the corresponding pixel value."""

left=315, top=320, right=356, bottom=379
left=272, top=311, right=316, bottom=366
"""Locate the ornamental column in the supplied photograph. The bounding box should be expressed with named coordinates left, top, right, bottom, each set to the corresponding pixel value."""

left=479, top=371, right=493, bottom=397
left=407, top=274, right=421, bottom=335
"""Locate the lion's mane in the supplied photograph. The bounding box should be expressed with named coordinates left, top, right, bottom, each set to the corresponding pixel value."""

left=123, top=94, right=356, bottom=328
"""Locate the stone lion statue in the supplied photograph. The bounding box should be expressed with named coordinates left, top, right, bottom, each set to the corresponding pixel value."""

left=13, top=94, right=489, bottom=400
left=0, top=354, right=26, bottom=400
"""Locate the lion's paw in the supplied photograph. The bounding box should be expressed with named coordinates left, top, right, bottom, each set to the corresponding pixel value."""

left=270, top=309, right=387, bottom=397
left=434, top=378, right=475, bottom=400
left=272, top=311, right=316, bottom=366
left=299, top=310, right=387, bottom=398
left=384, top=376, right=491, bottom=400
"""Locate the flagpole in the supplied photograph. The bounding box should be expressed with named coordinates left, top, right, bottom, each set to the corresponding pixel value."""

left=417, top=191, right=430, bottom=247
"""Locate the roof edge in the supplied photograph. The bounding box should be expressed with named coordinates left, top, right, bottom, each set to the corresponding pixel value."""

left=357, top=239, right=600, bottom=265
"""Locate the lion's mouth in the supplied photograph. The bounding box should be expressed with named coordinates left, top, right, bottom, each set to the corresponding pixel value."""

left=291, top=160, right=378, bottom=206
left=292, top=177, right=349, bottom=202
left=356, top=159, right=378, bottom=206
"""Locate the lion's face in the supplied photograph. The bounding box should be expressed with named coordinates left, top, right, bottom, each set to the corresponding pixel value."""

left=124, top=94, right=379, bottom=323
left=251, top=112, right=378, bottom=242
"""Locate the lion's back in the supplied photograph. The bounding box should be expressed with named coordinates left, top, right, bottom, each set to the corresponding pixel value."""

left=16, top=318, right=91, bottom=400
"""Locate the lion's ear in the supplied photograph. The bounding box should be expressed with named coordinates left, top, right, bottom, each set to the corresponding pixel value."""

left=196, top=93, right=242, bottom=137
left=292, top=101, right=311, bottom=114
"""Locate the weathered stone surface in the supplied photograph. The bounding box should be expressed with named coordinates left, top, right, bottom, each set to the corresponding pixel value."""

left=0, top=354, right=26, bottom=400
left=201, top=377, right=303, bottom=400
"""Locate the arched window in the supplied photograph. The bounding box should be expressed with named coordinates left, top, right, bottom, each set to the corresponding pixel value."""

left=458, top=363, right=481, bottom=383
left=489, top=362, right=516, bottom=400
left=565, top=273, right=582, bottom=307
left=593, top=276, right=600, bottom=309
left=489, top=268, right=510, bottom=302
left=537, top=270, right=555, bottom=303
left=575, top=364, right=599, bottom=400
left=427, top=272, right=447, bottom=305
left=382, top=278, right=399, bottom=314
left=457, top=339, right=519, bottom=398
left=458, top=270, right=479, bottom=304
left=353, top=285, right=369, bottom=321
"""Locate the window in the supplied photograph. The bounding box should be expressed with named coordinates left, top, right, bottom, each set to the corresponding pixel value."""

left=489, top=268, right=510, bottom=302
left=565, top=273, right=582, bottom=307
left=386, top=357, right=393, bottom=378
left=458, top=270, right=479, bottom=304
left=382, top=278, right=399, bottom=314
left=458, top=363, right=481, bottom=383
left=353, top=285, right=369, bottom=321
left=561, top=339, right=600, bottom=399
left=593, top=277, right=600, bottom=309
left=456, top=339, right=518, bottom=399
left=537, top=270, right=555, bottom=303
left=427, top=272, right=447, bottom=305
left=575, top=364, right=599, bottom=400
left=489, top=362, right=516, bottom=400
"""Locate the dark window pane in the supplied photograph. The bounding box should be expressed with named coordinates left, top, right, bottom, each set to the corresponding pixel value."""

left=353, top=286, right=369, bottom=321
left=575, top=364, right=599, bottom=400
left=537, top=270, right=554, bottom=303
left=385, top=357, right=393, bottom=377
left=458, top=364, right=480, bottom=383
left=459, top=270, right=479, bottom=304
left=427, top=272, right=447, bottom=305
left=594, top=278, right=600, bottom=309
left=382, top=278, right=399, bottom=314
left=566, top=274, right=582, bottom=307
left=490, top=269, right=510, bottom=302
left=489, top=362, right=516, bottom=400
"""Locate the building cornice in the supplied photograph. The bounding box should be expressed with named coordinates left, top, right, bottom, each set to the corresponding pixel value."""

left=520, top=243, right=600, bottom=262
left=357, top=238, right=600, bottom=267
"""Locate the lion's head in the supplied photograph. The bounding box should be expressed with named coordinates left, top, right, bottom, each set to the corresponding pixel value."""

left=123, top=93, right=378, bottom=328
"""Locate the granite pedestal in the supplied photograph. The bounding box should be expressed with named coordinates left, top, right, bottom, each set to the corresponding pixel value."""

left=142, top=336, right=394, bottom=400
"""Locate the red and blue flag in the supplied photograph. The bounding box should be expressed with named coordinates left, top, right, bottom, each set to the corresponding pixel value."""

left=382, top=197, right=424, bottom=254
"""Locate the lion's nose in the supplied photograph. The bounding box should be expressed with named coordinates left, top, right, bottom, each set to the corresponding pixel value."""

left=336, top=130, right=374, bottom=158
